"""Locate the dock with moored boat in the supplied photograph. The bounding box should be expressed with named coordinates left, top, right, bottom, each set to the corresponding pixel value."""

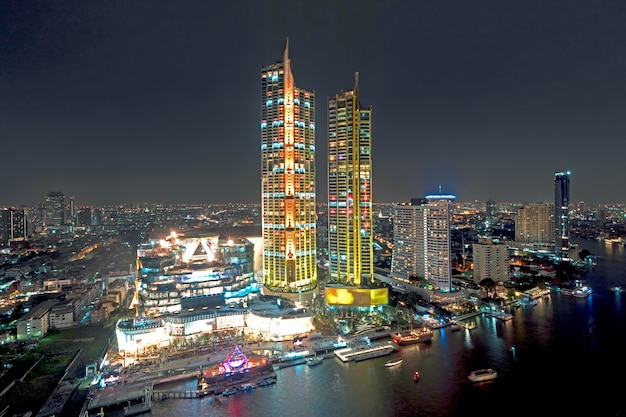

left=487, top=310, right=513, bottom=321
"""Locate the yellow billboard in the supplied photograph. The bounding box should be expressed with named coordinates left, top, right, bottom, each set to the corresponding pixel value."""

left=325, top=287, right=389, bottom=306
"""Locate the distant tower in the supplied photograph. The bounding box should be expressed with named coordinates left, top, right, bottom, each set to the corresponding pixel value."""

left=77, top=207, right=92, bottom=229
left=68, top=196, right=76, bottom=226
left=44, top=191, right=65, bottom=231
left=260, top=39, right=317, bottom=300
left=486, top=198, right=496, bottom=219
left=554, top=171, right=571, bottom=262
left=327, top=72, right=373, bottom=286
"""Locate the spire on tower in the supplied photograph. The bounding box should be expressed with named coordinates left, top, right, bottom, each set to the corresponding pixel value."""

left=283, top=37, right=289, bottom=63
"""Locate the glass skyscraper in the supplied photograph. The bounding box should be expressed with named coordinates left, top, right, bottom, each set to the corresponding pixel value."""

left=327, top=73, right=373, bottom=286
left=260, top=40, right=317, bottom=299
left=554, top=171, right=571, bottom=262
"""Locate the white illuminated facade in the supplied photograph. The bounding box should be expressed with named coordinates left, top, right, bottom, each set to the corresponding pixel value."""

left=391, top=192, right=455, bottom=291
left=115, top=306, right=314, bottom=353
left=472, top=237, right=510, bottom=284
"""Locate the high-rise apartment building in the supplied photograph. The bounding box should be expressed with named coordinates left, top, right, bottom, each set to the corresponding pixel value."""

left=327, top=73, right=373, bottom=286
left=260, top=40, right=317, bottom=300
left=472, top=237, right=510, bottom=285
left=390, top=202, right=421, bottom=282
left=515, top=203, right=555, bottom=246
left=0, top=208, right=27, bottom=243
left=554, top=171, right=571, bottom=262
left=391, top=191, right=455, bottom=291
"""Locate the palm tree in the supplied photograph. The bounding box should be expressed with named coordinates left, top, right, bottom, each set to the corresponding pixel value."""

left=479, top=278, right=497, bottom=298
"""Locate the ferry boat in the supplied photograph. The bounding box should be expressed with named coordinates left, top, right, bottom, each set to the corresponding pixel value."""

left=384, top=358, right=403, bottom=367
left=468, top=368, right=498, bottom=383
left=392, top=327, right=433, bottom=346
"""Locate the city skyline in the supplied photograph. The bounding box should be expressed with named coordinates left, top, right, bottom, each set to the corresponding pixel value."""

left=2, top=0, right=626, bottom=207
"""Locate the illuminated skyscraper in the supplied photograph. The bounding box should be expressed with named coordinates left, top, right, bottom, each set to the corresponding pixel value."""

left=327, top=73, right=373, bottom=286
left=260, top=40, right=317, bottom=299
left=554, top=171, right=571, bottom=262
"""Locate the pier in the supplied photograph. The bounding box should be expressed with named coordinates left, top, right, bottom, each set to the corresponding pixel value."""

left=123, top=401, right=151, bottom=416
left=86, top=383, right=152, bottom=416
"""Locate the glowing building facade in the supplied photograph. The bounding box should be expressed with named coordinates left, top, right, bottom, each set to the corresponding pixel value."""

left=260, top=40, right=317, bottom=298
left=136, top=230, right=259, bottom=314
left=327, top=73, right=373, bottom=286
left=554, top=171, right=571, bottom=262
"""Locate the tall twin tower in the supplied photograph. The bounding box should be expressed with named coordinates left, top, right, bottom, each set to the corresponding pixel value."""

left=260, top=40, right=373, bottom=301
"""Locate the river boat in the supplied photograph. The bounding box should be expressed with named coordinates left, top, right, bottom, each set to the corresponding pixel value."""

left=306, top=356, right=323, bottom=366
left=573, top=287, right=592, bottom=298
left=385, top=358, right=403, bottom=367
left=239, top=383, right=256, bottom=391
left=465, top=322, right=477, bottom=330
left=393, top=327, right=433, bottom=346
left=611, top=286, right=624, bottom=293
left=468, top=368, right=498, bottom=383
left=489, top=311, right=513, bottom=321
left=222, top=389, right=238, bottom=396
left=413, top=371, right=420, bottom=382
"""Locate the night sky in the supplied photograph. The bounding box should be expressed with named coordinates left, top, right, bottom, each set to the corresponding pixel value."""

left=2, top=0, right=626, bottom=207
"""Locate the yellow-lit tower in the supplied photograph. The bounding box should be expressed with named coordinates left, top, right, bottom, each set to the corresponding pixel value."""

left=327, top=73, right=373, bottom=286
left=260, top=39, right=317, bottom=300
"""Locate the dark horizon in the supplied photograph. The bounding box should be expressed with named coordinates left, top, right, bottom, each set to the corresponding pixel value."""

left=2, top=0, right=626, bottom=207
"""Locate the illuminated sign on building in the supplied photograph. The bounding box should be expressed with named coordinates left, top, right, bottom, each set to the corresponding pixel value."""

left=325, top=287, right=388, bottom=306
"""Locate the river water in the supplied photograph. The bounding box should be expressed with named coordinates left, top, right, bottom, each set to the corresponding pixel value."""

left=149, top=238, right=625, bottom=417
